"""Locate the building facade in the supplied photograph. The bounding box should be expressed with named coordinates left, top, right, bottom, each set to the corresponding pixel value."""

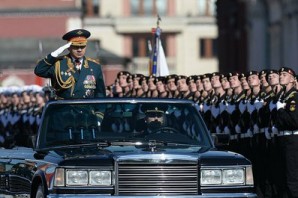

left=217, top=0, right=298, bottom=73
left=0, top=0, right=218, bottom=86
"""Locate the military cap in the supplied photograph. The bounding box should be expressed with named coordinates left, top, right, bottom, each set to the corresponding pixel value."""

left=279, top=67, right=296, bottom=77
left=246, top=70, right=259, bottom=78
left=219, top=73, right=228, bottom=81
left=211, top=72, right=220, bottom=78
left=117, top=71, right=131, bottom=79
left=154, top=76, right=166, bottom=84
left=227, top=72, right=240, bottom=80
left=62, top=29, right=91, bottom=46
left=132, top=73, right=144, bottom=80
left=175, top=75, right=187, bottom=84
left=201, top=73, right=212, bottom=80
left=139, top=76, right=148, bottom=84
left=259, top=69, right=269, bottom=78
left=240, top=73, right=247, bottom=79
left=186, top=75, right=198, bottom=85
left=165, top=74, right=178, bottom=83
left=141, top=103, right=168, bottom=114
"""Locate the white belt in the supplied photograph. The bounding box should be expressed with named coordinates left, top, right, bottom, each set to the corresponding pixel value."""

left=280, top=130, right=298, bottom=136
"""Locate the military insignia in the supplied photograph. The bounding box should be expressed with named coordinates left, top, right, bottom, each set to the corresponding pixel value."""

left=83, top=75, right=96, bottom=89
left=77, top=30, right=83, bottom=35
left=61, top=71, right=64, bottom=75
left=290, top=105, right=295, bottom=111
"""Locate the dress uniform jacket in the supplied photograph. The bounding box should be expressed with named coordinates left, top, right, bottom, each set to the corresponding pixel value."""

left=35, top=54, right=106, bottom=99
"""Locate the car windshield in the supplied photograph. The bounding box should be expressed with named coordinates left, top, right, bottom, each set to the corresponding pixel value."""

left=37, top=101, right=212, bottom=149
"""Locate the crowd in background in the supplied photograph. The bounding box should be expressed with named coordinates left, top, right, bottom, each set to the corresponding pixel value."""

left=0, top=67, right=298, bottom=197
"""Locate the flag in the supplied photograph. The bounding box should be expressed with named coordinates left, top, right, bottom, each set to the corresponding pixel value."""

left=150, top=27, right=169, bottom=77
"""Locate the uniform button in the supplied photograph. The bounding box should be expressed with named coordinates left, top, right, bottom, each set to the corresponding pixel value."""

left=72, top=94, right=75, bottom=96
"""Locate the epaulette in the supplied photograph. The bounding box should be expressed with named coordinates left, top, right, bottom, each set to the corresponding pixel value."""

left=288, top=91, right=297, bottom=99
left=86, top=57, right=100, bottom=64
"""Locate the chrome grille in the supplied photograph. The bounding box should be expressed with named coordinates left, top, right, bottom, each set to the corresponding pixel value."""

left=117, top=163, right=198, bottom=195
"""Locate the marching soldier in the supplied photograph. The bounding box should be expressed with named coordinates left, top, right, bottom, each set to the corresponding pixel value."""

left=201, top=73, right=214, bottom=131
left=275, top=67, right=298, bottom=198
left=34, top=29, right=106, bottom=99
left=117, top=71, right=132, bottom=97
left=165, top=74, right=179, bottom=98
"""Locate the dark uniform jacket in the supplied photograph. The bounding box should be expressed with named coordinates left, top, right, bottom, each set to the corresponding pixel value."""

left=34, top=54, right=106, bottom=99
left=276, top=87, right=298, bottom=131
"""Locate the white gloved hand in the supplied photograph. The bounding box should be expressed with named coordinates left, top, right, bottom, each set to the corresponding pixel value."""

left=272, top=126, right=279, bottom=135
left=253, top=124, right=259, bottom=134
left=216, top=126, right=221, bottom=134
left=247, top=129, right=253, bottom=137
left=51, top=42, right=72, bottom=57
left=254, top=99, right=264, bottom=111
left=265, top=128, right=271, bottom=139
left=269, top=101, right=276, bottom=112
left=235, top=124, right=241, bottom=134
left=224, top=126, right=230, bottom=134
left=276, top=101, right=286, bottom=110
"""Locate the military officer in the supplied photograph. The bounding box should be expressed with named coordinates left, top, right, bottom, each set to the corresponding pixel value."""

left=275, top=67, right=298, bottom=198
left=34, top=29, right=106, bottom=99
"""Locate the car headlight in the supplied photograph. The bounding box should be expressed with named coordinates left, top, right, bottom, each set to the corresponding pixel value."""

left=67, top=170, right=88, bottom=185
left=54, top=168, right=112, bottom=186
left=90, top=171, right=111, bottom=185
left=201, top=166, right=253, bottom=186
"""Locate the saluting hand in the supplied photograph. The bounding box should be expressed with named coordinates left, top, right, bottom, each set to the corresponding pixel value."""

left=51, top=42, right=72, bottom=57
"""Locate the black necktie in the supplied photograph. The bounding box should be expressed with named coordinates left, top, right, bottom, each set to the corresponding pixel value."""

left=75, top=59, right=81, bottom=73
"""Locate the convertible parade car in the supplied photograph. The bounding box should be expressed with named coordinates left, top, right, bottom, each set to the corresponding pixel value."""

left=0, top=98, right=257, bottom=197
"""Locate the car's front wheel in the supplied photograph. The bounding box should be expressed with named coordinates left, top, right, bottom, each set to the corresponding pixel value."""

left=35, top=185, right=45, bottom=198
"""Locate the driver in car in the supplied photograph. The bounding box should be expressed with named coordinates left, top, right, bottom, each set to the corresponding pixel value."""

left=141, top=104, right=168, bottom=133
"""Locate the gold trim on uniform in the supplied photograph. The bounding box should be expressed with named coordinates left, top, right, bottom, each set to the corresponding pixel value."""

left=44, top=58, right=52, bottom=66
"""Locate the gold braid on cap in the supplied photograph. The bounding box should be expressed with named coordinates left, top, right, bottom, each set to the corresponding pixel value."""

left=54, top=61, right=75, bottom=95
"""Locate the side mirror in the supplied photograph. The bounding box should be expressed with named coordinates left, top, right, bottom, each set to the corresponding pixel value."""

left=212, top=134, right=230, bottom=148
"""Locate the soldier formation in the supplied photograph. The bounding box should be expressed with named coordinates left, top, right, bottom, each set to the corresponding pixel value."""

left=1, top=67, right=298, bottom=197
left=107, top=68, right=298, bottom=198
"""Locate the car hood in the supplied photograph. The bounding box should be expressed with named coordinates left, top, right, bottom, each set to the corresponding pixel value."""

left=42, top=144, right=250, bottom=166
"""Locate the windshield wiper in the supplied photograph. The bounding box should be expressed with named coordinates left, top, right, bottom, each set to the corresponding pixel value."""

left=44, top=139, right=111, bottom=150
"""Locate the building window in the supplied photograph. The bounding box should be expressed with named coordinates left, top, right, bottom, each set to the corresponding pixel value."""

left=131, top=33, right=167, bottom=57
left=200, top=38, right=217, bottom=58
left=82, top=0, right=101, bottom=16
left=197, top=0, right=216, bottom=16
left=130, top=0, right=167, bottom=16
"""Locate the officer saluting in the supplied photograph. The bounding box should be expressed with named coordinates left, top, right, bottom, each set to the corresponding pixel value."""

left=34, top=29, right=106, bottom=99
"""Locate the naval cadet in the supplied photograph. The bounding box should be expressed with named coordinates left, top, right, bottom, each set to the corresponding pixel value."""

left=275, top=67, right=298, bottom=198
left=34, top=29, right=106, bottom=99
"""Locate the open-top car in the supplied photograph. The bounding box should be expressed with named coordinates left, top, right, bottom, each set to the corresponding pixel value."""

left=0, top=98, right=257, bottom=197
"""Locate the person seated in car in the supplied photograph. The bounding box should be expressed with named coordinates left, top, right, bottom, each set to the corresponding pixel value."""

left=140, top=104, right=168, bottom=134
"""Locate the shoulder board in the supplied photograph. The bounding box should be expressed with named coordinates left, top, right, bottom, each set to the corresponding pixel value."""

left=288, top=91, right=297, bottom=99
left=86, top=57, right=100, bottom=64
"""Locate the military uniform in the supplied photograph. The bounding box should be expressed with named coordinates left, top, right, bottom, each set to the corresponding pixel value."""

left=34, top=29, right=106, bottom=99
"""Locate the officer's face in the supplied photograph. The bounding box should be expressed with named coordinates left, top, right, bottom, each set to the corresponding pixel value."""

left=241, top=78, right=250, bottom=90
left=211, top=76, right=221, bottom=88
left=188, top=81, right=197, bottom=92
left=177, top=79, right=188, bottom=92
left=148, top=78, right=157, bottom=90
left=156, top=81, right=166, bottom=92
left=279, top=72, right=295, bottom=86
left=133, top=78, right=141, bottom=88
left=196, top=79, right=203, bottom=91
left=119, top=75, right=128, bottom=87
left=260, top=74, right=269, bottom=87
left=248, top=74, right=260, bottom=87
left=202, top=78, right=212, bottom=91
left=69, top=45, right=86, bottom=59
left=229, top=76, right=241, bottom=89
left=221, top=78, right=230, bottom=90
left=167, top=79, right=177, bottom=91
left=268, top=73, right=279, bottom=86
